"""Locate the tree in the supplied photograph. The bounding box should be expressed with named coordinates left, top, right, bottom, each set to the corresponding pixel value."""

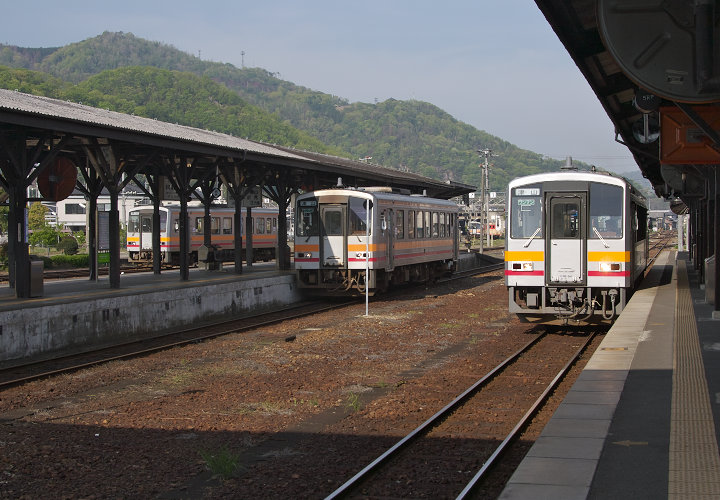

left=29, top=225, right=59, bottom=248
left=28, top=202, right=48, bottom=230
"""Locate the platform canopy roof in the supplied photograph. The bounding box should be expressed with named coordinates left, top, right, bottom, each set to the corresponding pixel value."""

left=0, top=89, right=475, bottom=200
left=534, top=0, right=720, bottom=202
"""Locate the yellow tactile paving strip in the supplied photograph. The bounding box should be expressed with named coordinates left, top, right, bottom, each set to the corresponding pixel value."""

left=670, top=259, right=720, bottom=499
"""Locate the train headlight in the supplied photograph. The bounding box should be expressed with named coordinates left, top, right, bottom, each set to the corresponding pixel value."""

left=297, top=252, right=312, bottom=259
left=600, top=262, right=621, bottom=272
left=356, top=252, right=367, bottom=258
left=511, top=261, right=534, bottom=271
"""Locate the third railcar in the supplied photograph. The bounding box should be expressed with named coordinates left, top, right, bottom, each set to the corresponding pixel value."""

left=295, top=187, right=460, bottom=294
left=506, top=171, right=648, bottom=324
left=127, top=204, right=278, bottom=265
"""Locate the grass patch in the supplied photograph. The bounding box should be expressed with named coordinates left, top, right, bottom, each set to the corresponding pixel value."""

left=200, top=446, right=241, bottom=480
left=345, top=393, right=361, bottom=412
left=439, top=322, right=463, bottom=329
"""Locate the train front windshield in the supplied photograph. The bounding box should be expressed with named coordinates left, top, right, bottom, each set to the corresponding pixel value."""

left=589, top=183, right=623, bottom=239
left=297, top=200, right=319, bottom=237
left=511, top=186, right=543, bottom=239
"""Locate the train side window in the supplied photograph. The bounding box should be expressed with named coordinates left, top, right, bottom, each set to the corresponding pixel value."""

left=273, top=217, right=277, bottom=233
left=129, top=213, right=140, bottom=233
left=211, top=217, right=220, bottom=235
left=589, top=184, right=623, bottom=238
left=408, top=210, right=415, bottom=239
left=256, top=217, right=265, bottom=234
left=415, top=210, right=424, bottom=238
left=432, top=212, right=439, bottom=238
left=396, top=210, right=404, bottom=239
left=349, top=197, right=370, bottom=235
left=635, top=204, right=647, bottom=240
left=424, top=211, right=431, bottom=238
left=223, top=217, right=232, bottom=235
left=195, top=217, right=203, bottom=233
left=439, top=213, right=445, bottom=238
left=266, top=218, right=272, bottom=234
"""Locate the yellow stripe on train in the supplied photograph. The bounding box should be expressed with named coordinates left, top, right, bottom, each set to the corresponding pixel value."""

left=348, top=243, right=386, bottom=252
left=504, top=251, right=544, bottom=261
left=588, top=251, right=630, bottom=262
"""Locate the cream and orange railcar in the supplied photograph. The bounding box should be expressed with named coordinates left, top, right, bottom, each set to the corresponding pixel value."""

left=127, top=204, right=278, bottom=265
left=294, top=187, right=460, bottom=294
left=506, top=171, right=648, bottom=324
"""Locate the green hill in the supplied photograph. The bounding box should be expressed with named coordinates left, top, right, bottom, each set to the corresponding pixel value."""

left=0, top=64, right=343, bottom=156
left=0, top=31, right=589, bottom=192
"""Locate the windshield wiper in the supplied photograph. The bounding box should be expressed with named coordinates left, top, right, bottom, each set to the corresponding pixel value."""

left=593, top=227, right=610, bottom=248
left=523, top=227, right=541, bottom=248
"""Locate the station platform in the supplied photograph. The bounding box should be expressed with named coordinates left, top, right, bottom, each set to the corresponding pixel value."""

left=0, top=251, right=487, bottom=366
left=501, top=251, right=720, bottom=499
left=0, top=262, right=286, bottom=312
left=0, top=263, right=299, bottom=366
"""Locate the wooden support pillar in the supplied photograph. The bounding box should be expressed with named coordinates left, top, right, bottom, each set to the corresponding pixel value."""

left=179, top=194, right=189, bottom=280
left=0, top=132, right=66, bottom=297
left=246, top=206, right=254, bottom=267
left=160, top=156, right=197, bottom=281
left=109, top=189, right=121, bottom=289
left=234, top=207, right=243, bottom=273
left=152, top=181, right=162, bottom=275
left=10, top=183, right=30, bottom=297
left=714, top=167, right=720, bottom=315
left=128, top=170, right=163, bottom=275
left=262, top=171, right=296, bottom=271
left=88, top=194, right=98, bottom=280
left=276, top=194, right=289, bottom=270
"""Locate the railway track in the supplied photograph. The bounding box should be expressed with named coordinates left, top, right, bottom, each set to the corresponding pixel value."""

left=0, top=300, right=351, bottom=390
left=325, top=328, right=600, bottom=499
left=0, top=262, right=504, bottom=390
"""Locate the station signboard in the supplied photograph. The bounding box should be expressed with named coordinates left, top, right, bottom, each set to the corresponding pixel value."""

left=660, top=106, right=720, bottom=164
left=227, top=186, right=263, bottom=208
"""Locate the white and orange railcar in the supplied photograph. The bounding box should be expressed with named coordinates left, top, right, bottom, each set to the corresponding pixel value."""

left=294, top=187, right=460, bottom=294
left=127, top=204, right=278, bottom=265
left=506, top=171, right=648, bottom=324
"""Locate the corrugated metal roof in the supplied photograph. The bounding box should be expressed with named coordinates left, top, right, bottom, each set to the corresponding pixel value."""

left=0, top=88, right=307, bottom=160
left=0, top=88, right=475, bottom=198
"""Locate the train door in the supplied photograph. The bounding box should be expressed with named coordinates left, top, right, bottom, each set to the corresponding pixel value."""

left=382, top=208, right=394, bottom=271
left=545, top=193, right=586, bottom=285
left=140, top=214, right=153, bottom=252
left=320, top=204, right=346, bottom=268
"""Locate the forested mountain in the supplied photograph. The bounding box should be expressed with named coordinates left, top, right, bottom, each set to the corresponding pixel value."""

left=0, top=65, right=342, bottom=156
left=1, top=31, right=598, bottom=192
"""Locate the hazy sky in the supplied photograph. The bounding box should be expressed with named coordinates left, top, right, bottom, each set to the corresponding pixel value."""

left=3, top=1, right=639, bottom=174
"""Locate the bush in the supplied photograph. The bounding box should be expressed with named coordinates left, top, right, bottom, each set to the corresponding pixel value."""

left=57, top=235, right=79, bottom=255
left=50, top=254, right=89, bottom=268
left=33, top=255, right=53, bottom=269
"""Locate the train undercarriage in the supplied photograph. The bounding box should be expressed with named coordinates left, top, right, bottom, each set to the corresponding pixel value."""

left=509, top=285, right=628, bottom=325
left=297, top=260, right=456, bottom=295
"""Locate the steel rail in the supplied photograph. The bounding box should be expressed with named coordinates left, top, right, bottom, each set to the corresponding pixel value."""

left=0, top=301, right=348, bottom=390
left=0, top=261, right=504, bottom=390
left=456, top=330, right=597, bottom=499
left=324, top=332, right=546, bottom=500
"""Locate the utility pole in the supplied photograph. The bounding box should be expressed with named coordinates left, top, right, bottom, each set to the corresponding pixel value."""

left=477, top=148, right=492, bottom=254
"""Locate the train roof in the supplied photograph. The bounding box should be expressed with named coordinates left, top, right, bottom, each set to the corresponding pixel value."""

left=508, top=170, right=647, bottom=206
left=297, top=188, right=460, bottom=208
left=509, top=170, right=633, bottom=189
